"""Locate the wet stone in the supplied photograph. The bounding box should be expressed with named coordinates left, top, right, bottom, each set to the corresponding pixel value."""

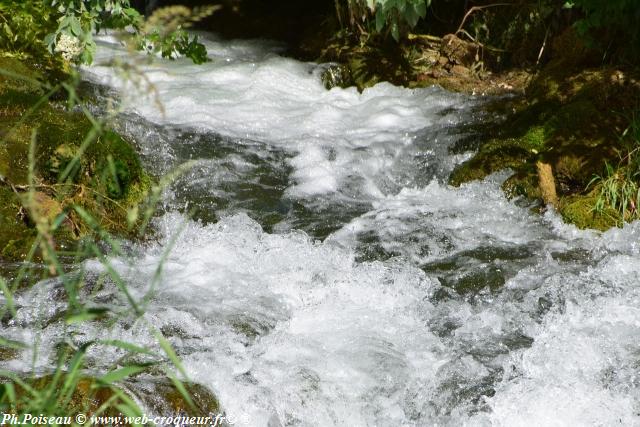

left=320, top=64, right=355, bottom=90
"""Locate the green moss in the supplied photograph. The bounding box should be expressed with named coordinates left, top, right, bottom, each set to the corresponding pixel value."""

left=0, top=187, right=35, bottom=259
left=89, top=131, right=146, bottom=200
left=450, top=62, right=640, bottom=231
left=527, top=73, right=561, bottom=104
left=449, top=114, right=552, bottom=188
left=543, top=99, right=602, bottom=143
left=560, top=196, right=619, bottom=231
left=521, top=126, right=546, bottom=151
left=449, top=138, right=536, bottom=187
left=128, top=379, right=221, bottom=417
left=8, top=374, right=220, bottom=420
left=0, top=56, right=45, bottom=96
left=502, top=172, right=541, bottom=200
left=0, top=58, right=153, bottom=262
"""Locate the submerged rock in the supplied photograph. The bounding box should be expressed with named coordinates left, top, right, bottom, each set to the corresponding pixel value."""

left=126, top=378, right=221, bottom=418
left=440, top=34, right=480, bottom=68
left=320, top=64, right=354, bottom=90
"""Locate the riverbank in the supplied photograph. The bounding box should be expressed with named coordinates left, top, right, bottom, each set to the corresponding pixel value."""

left=311, top=27, right=640, bottom=231
left=446, top=31, right=640, bottom=230
left=0, top=56, right=151, bottom=265
left=201, top=2, right=640, bottom=230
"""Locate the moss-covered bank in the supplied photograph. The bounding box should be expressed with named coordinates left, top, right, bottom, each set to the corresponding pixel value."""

left=314, top=27, right=638, bottom=231
left=0, top=56, right=151, bottom=262
left=448, top=31, right=640, bottom=230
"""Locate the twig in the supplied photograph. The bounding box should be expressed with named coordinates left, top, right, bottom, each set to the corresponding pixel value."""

left=6, top=181, right=130, bottom=214
left=455, top=3, right=513, bottom=37
left=408, top=34, right=443, bottom=43
left=536, top=27, right=550, bottom=66
left=455, top=29, right=508, bottom=53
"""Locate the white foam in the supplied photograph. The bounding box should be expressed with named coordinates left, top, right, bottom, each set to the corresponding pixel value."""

left=140, top=214, right=640, bottom=425
left=328, top=173, right=552, bottom=263
left=111, top=213, right=447, bottom=426
left=83, top=33, right=476, bottom=199
left=7, top=203, right=640, bottom=425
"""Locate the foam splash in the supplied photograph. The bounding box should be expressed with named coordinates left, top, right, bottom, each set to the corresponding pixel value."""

left=83, top=33, right=479, bottom=201
left=132, top=211, right=640, bottom=425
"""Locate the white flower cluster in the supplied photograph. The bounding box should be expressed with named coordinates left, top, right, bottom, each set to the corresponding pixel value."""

left=54, top=34, right=83, bottom=61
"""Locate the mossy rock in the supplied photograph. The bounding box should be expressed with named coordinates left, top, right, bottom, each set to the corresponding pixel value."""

left=0, top=186, right=36, bottom=260
left=549, top=28, right=598, bottom=70
left=320, top=64, right=354, bottom=90
left=320, top=41, right=416, bottom=91
left=0, top=57, right=45, bottom=96
left=452, top=60, right=640, bottom=232
left=347, top=56, right=384, bottom=90
left=4, top=374, right=220, bottom=421
left=89, top=131, right=144, bottom=200
left=502, top=172, right=541, bottom=200
left=449, top=138, right=536, bottom=187
left=4, top=375, right=132, bottom=417
left=35, top=122, right=147, bottom=200
left=449, top=113, right=549, bottom=188
left=440, top=34, right=480, bottom=68
left=0, top=59, right=153, bottom=262
left=560, top=195, right=620, bottom=231
left=126, top=379, right=221, bottom=417
left=440, top=266, right=505, bottom=295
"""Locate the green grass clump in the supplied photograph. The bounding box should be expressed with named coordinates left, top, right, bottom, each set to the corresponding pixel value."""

left=588, top=114, right=640, bottom=225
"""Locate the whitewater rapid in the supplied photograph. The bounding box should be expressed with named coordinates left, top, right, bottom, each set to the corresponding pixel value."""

left=5, top=32, right=640, bottom=426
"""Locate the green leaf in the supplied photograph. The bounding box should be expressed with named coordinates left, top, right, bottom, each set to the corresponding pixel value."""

left=0, top=337, right=27, bottom=350
left=69, top=16, right=82, bottom=36
left=405, top=6, right=418, bottom=27
left=3, top=22, right=13, bottom=37
left=0, top=277, right=16, bottom=317
left=44, top=33, right=56, bottom=51
left=99, top=365, right=148, bottom=384
left=2, top=383, right=16, bottom=405
left=59, top=15, right=71, bottom=30
left=375, top=9, right=386, bottom=33
left=65, top=307, right=111, bottom=324
left=155, top=330, right=189, bottom=379
left=115, top=403, right=144, bottom=425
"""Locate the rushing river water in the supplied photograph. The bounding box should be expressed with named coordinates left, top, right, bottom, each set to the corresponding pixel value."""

left=5, top=33, right=640, bottom=425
